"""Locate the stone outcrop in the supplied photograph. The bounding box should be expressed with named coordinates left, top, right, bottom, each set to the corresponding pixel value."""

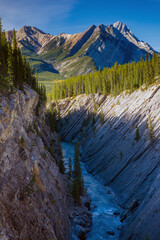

left=70, top=194, right=92, bottom=240
left=55, top=83, right=160, bottom=240
left=0, top=85, right=71, bottom=240
left=6, top=26, right=55, bottom=53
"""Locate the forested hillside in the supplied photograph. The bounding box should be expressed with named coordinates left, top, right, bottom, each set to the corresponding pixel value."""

left=0, top=20, right=46, bottom=102
left=51, top=53, right=160, bottom=100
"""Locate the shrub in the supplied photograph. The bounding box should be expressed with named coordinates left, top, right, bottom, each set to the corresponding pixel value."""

left=135, top=126, right=140, bottom=142
left=20, top=137, right=25, bottom=147
left=100, top=110, right=105, bottom=125
left=148, top=115, right=155, bottom=144
left=28, top=125, right=35, bottom=134
left=48, top=192, right=55, bottom=205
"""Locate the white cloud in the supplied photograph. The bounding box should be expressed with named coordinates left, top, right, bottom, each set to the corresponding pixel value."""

left=0, top=0, right=78, bottom=31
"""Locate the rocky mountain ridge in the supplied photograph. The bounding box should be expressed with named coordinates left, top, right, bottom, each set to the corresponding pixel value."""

left=6, top=26, right=55, bottom=53
left=6, top=22, right=156, bottom=79
left=55, top=83, right=160, bottom=240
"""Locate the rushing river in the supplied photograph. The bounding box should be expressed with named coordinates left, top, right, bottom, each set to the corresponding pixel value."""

left=62, top=142, right=122, bottom=240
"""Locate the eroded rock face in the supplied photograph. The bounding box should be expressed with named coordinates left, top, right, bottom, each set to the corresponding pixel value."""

left=55, top=83, right=160, bottom=240
left=0, top=85, right=71, bottom=240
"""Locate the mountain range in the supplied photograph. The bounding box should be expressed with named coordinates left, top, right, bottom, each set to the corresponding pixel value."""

left=6, top=21, right=156, bottom=86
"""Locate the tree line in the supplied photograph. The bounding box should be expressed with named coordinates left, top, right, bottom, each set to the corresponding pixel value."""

left=0, top=19, right=46, bottom=103
left=50, top=53, right=160, bottom=100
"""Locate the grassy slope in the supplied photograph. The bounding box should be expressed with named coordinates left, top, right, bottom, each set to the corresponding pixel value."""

left=38, top=72, right=65, bottom=93
left=20, top=37, right=96, bottom=92
left=60, top=56, right=95, bottom=76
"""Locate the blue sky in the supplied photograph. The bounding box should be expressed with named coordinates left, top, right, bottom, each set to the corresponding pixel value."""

left=1, top=0, right=160, bottom=51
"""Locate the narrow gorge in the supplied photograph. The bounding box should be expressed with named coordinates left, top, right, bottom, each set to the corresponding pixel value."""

left=1, top=82, right=160, bottom=240
left=53, top=83, right=160, bottom=240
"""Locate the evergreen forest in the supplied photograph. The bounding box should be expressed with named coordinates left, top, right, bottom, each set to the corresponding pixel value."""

left=51, top=53, right=160, bottom=100
left=0, top=19, right=46, bottom=103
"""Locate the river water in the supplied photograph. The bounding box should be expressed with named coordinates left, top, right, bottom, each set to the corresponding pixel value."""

left=62, top=142, right=122, bottom=240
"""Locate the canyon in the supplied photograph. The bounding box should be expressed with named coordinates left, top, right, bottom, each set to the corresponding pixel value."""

left=1, top=10, right=160, bottom=240
left=55, top=83, right=160, bottom=240
left=0, top=79, right=160, bottom=240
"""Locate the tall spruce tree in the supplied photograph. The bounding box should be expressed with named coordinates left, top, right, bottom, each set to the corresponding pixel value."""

left=12, top=29, right=18, bottom=87
left=68, top=157, right=72, bottom=180
left=0, top=19, right=7, bottom=89
left=0, top=18, right=2, bottom=77
left=7, top=44, right=14, bottom=90
left=72, top=140, right=84, bottom=203
left=0, top=19, right=46, bottom=103
left=148, top=115, right=155, bottom=144
left=58, top=135, right=65, bottom=174
left=135, top=126, right=140, bottom=142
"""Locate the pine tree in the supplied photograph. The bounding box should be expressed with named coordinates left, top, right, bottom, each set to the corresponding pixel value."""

left=135, top=126, right=140, bottom=142
left=72, top=140, right=84, bottom=202
left=0, top=18, right=2, bottom=59
left=157, top=55, right=160, bottom=76
left=148, top=115, right=155, bottom=144
left=17, top=48, right=24, bottom=90
left=72, top=179, right=80, bottom=203
left=58, top=135, right=65, bottom=174
left=0, top=19, right=46, bottom=100
left=59, top=158, right=65, bottom=174
left=68, top=157, right=72, bottom=179
left=0, top=27, right=3, bottom=87
left=152, top=52, right=156, bottom=71
left=73, top=140, right=81, bottom=176
left=47, top=104, right=57, bottom=132
left=0, top=19, right=7, bottom=90
left=140, top=54, right=144, bottom=62
left=12, top=29, right=18, bottom=87
left=6, top=44, right=14, bottom=90
left=146, top=233, right=150, bottom=240
left=100, top=107, right=105, bottom=125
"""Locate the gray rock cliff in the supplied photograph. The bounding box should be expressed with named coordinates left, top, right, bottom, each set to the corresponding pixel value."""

left=0, top=85, right=71, bottom=240
left=55, top=83, right=160, bottom=240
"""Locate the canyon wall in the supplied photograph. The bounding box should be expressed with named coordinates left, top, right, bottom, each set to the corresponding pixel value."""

left=0, top=85, right=71, bottom=240
left=56, top=83, right=160, bottom=240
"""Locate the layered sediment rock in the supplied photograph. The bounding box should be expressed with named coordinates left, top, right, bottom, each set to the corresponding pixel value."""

left=56, top=83, right=160, bottom=240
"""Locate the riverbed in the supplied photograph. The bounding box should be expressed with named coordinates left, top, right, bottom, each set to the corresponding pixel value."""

left=62, top=142, right=122, bottom=240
